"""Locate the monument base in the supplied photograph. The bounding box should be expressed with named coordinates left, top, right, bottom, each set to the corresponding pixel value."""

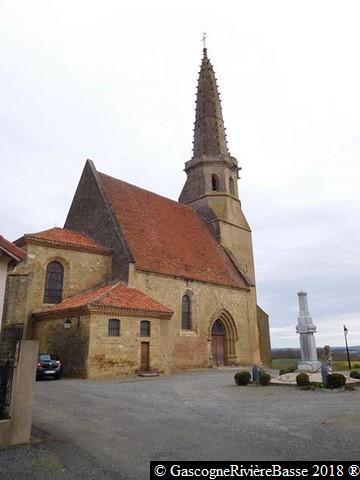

left=297, top=360, right=321, bottom=372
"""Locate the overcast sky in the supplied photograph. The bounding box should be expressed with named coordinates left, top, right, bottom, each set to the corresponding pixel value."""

left=1, top=1, right=359, bottom=348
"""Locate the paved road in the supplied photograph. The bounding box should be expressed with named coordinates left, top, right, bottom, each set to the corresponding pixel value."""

left=2, top=370, right=360, bottom=479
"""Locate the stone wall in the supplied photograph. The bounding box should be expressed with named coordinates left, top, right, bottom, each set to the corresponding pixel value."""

left=257, top=306, right=272, bottom=367
left=0, top=341, right=38, bottom=448
left=87, top=313, right=170, bottom=377
left=3, top=242, right=111, bottom=338
left=2, top=274, right=30, bottom=331
left=130, top=267, right=261, bottom=370
left=218, top=218, right=255, bottom=286
left=65, top=160, right=132, bottom=281
left=0, top=323, right=24, bottom=359
left=179, top=155, right=239, bottom=204
left=0, top=256, right=9, bottom=329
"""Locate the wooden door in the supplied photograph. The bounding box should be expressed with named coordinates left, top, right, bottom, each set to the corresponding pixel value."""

left=140, top=342, right=150, bottom=371
left=212, top=335, right=225, bottom=366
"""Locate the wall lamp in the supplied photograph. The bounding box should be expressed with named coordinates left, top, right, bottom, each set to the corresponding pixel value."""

left=64, top=318, right=72, bottom=330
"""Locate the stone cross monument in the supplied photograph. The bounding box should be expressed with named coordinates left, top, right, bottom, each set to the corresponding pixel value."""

left=296, top=291, right=321, bottom=371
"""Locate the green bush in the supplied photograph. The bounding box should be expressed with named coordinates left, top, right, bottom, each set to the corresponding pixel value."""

left=234, top=371, right=251, bottom=386
left=296, top=372, right=310, bottom=387
left=326, top=373, right=346, bottom=389
left=345, top=384, right=356, bottom=391
left=353, top=362, right=360, bottom=369
left=300, top=384, right=316, bottom=391
left=350, top=370, right=360, bottom=379
left=259, top=372, right=271, bottom=386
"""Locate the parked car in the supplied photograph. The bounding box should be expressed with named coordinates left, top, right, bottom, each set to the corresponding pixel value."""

left=36, top=353, right=63, bottom=380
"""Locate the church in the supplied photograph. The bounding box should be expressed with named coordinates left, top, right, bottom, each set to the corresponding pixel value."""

left=3, top=48, right=271, bottom=377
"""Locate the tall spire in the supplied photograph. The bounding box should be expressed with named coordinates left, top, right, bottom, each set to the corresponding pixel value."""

left=179, top=45, right=255, bottom=288
left=193, top=48, right=229, bottom=157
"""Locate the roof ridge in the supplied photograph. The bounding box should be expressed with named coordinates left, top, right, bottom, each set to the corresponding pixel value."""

left=24, top=226, right=91, bottom=238
left=56, top=283, right=112, bottom=306
left=17, top=227, right=110, bottom=252
left=98, top=171, right=197, bottom=213
left=24, top=226, right=61, bottom=237
left=90, top=282, right=122, bottom=304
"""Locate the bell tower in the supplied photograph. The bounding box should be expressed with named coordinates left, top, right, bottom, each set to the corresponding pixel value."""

left=179, top=48, right=256, bottom=286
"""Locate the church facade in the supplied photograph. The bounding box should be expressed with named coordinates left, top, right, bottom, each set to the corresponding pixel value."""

left=3, top=49, right=271, bottom=377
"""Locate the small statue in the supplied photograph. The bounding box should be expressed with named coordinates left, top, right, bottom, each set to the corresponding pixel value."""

left=323, top=345, right=333, bottom=371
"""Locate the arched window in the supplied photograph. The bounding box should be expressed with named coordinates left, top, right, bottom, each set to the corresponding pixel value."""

left=44, top=261, right=64, bottom=304
left=211, top=174, right=219, bottom=191
left=229, top=177, right=235, bottom=195
left=181, top=295, right=191, bottom=330
left=140, top=320, right=151, bottom=337
left=108, top=319, right=120, bottom=336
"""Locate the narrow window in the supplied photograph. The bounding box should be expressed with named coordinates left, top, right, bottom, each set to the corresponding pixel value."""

left=108, top=319, right=120, bottom=336
left=44, top=261, right=64, bottom=303
left=140, top=320, right=151, bottom=337
left=182, top=295, right=191, bottom=330
left=229, top=177, right=235, bottom=195
left=211, top=174, right=219, bottom=191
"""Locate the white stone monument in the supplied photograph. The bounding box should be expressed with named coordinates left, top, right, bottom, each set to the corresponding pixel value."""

left=296, top=291, right=321, bottom=371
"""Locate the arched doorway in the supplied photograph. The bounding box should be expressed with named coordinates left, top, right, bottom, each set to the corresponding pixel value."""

left=209, top=310, right=238, bottom=366
left=211, top=319, right=225, bottom=366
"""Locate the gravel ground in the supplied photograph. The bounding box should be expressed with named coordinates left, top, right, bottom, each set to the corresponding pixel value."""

left=1, top=369, right=359, bottom=479
left=0, top=428, right=119, bottom=480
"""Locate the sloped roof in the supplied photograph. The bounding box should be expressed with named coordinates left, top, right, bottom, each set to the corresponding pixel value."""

left=0, top=234, right=26, bottom=262
left=98, top=172, right=248, bottom=289
left=34, top=282, right=173, bottom=319
left=16, top=227, right=111, bottom=255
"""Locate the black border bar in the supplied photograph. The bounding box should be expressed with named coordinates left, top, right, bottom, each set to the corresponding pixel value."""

left=150, top=461, right=360, bottom=480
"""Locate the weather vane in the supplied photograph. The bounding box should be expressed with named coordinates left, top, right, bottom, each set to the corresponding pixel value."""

left=202, top=32, right=207, bottom=49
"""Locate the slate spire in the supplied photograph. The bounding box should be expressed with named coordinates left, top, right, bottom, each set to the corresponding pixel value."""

left=193, top=48, right=229, bottom=157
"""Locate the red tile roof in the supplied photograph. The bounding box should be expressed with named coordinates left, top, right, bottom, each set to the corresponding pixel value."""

left=99, top=172, right=248, bottom=289
left=17, top=227, right=111, bottom=255
left=0, top=235, right=26, bottom=262
left=34, top=282, right=173, bottom=319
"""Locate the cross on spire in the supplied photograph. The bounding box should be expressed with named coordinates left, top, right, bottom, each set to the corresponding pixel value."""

left=202, top=32, right=207, bottom=49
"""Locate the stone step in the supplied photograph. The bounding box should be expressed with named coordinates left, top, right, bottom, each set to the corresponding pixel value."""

left=137, top=370, right=159, bottom=377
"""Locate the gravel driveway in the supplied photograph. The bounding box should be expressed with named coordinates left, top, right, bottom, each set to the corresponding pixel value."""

left=1, top=369, right=360, bottom=479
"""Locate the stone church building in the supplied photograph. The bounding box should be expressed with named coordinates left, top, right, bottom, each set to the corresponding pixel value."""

left=3, top=48, right=271, bottom=377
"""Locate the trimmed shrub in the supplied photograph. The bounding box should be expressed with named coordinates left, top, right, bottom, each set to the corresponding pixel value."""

left=326, top=373, right=346, bottom=389
left=300, top=384, right=316, bottom=391
left=350, top=370, right=360, bottom=380
left=296, top=372, right=310, bottom=387
left=234, top=371, right=251, bottom=386
left=259, top=372, right=271, bottom=386
left=345, top=384, right=356, bottom=391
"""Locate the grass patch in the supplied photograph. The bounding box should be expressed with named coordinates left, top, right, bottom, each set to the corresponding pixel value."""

left=333, top=361, right=357, bottom=371
left=272, top=358, right=297, bottom=371
left=32, top=454, right=63, bottom=473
